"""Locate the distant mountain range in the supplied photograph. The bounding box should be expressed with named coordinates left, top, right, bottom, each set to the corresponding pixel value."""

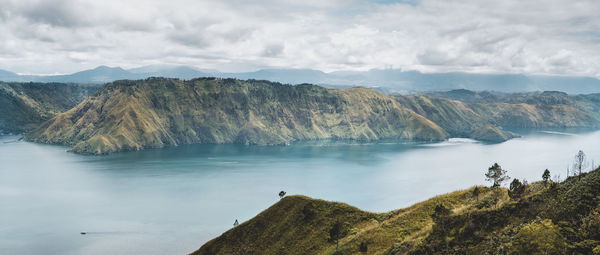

left=1, top=65, right=600, bottom=94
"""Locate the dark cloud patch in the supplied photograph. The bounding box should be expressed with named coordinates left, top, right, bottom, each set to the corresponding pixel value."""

left=15, top=0, right=91, bottom=27
left=262, top=43, right=284, bottom=57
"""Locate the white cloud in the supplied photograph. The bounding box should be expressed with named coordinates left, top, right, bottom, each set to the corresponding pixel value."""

left=0, top=0, right=599, bottom=77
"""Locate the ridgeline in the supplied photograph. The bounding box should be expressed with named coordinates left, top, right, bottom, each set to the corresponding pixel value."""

left=193, top=167, right=600, bottom=255
left=22, top=78, right=600, bottom=154
left=25, top=78, right=447, bottom=154
left=0, top=82, right=98, bottom=134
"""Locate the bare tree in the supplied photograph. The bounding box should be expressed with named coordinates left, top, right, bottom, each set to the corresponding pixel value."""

left=573, top=150, right=588, bottom=178
left=552, top=174, right=561, bottom=183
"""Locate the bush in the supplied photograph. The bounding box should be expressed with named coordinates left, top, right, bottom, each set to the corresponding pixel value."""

left=475, top=195, right=499, bottom=209
left=507, top=219, right=567, bottom=255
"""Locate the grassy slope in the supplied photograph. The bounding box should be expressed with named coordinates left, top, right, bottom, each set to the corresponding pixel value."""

left=192, top=187, right=505, bottom=255
left=26, top=78, right=447, bottom=154
left=395, top=94, right=599, bottom=138
left=194, top=167, right=600, bottom=255
left=409, top=168, right=600, bottom=254
left=0, top=82, right=97, bottom=133
left=470, top=125, right=520, bottom=142
left=24, top=78, right=600, bottom=154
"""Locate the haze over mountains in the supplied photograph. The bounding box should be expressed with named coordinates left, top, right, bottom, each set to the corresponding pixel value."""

left=2, top=65, right=600, bottom=94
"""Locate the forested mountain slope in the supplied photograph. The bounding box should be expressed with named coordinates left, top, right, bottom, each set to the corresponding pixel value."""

left=0, top=82, right=98, bottom=133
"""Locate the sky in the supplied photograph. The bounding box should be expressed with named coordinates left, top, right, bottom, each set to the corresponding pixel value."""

left=0, top=0, right=599, bottom=76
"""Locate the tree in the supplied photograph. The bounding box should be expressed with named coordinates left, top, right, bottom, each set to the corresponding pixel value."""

left=574, top=150, right=588, bottom=178
left=485, top=163, right=510, bottom=188
left=432, top=204, right=452, bottom=232
left=542, top=169, right=551, bottom=186
left=432, top=204, right=451, bottom=220
left=278, top=190, right=286, bottom=199
left=329, top=221, right=346, bottom=253
left=233, top=219, right=239, bottom=227
left=472, top=186, right=481, bottom=201
left=509, top=178, right=525, bottom=200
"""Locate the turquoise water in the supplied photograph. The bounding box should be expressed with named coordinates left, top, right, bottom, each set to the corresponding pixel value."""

left=1, top=129, right=600, bottom=254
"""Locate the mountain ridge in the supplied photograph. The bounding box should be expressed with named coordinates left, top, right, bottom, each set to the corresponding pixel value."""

left=0, top=82, right=99, bottom=134
left=2, top=66, right=600, bottom=94
left=25, top=78, right=448, bottom=154
left=193, top=166, right=600, bottom=254
left=24, top=78, right=600, bottom=154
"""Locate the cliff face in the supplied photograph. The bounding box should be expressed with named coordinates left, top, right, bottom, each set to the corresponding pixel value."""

left=26, top=78, right=447, bottom=154
left=194, top=167, right=600, bottom=255
left=24, top=78, right=600, bottom=154
left=395, top=93, right=600, bottom=137
left=0, top=82, right=97, bottom=133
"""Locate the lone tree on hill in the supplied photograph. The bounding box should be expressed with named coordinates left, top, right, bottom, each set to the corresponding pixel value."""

left=509, top=179, right=525, bottom=200
left=278, top=190, right=286, bottom=199
left=573, top=150, right=588, bottom=178
left=485, top=163, right=510, bottom=188
left=542, top=169, right=551, bottom=186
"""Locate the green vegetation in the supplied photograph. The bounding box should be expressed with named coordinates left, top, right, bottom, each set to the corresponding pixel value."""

left=396, top=92, right=600, bottom=138
left=470, top=125, right=519, bottom=142
left=25, top=78, right=600, bottom=154
left=485, top=163, right=510, bottom=188
left=26, top=78, right=448, bottom=154
left=0, top=82, right=97, bottom=133
left=194, top=165, right=600, bottom=255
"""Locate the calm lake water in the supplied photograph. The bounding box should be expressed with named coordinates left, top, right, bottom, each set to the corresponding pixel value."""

left=2, top=129, right=600, bottom=255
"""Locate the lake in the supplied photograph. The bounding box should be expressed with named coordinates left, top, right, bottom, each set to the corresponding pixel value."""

left=1, top=129, right=600, bottom=255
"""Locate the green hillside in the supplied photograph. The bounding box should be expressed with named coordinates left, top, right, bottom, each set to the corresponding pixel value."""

left=395, top=93, right=599, bottom=138
left=194, top=167, right=600, bottom=255
left=23, top=78, right=600, bottom=154
left=25, top=78, right=446, bottom=154
left=0, top=82, right=98, bottom=133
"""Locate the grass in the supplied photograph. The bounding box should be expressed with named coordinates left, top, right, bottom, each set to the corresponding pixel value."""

left=26, top=78, right=448, bottom=154
left=194, top=167, right=600, bottom=254
left=193, top=186, right=510, bottom=255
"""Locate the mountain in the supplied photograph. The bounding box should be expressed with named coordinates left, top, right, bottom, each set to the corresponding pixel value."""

left=0, top=69, right=18, bottom=81
left=395, top=92, right=600, bottom=138
left=24, top=78, right=600, bottom=154
left=193, top=166, right=600, bottom=255
left=222, top=69, right=328, bottom=85
left=0, top=82, right=98, bottom=134
left=128, top=65, right=217, bottom=80
left=43, top=66, right=140, bottom=83
left=1, top=66, right=600, bottom=94
left=25, top=78, right=446, bottom=154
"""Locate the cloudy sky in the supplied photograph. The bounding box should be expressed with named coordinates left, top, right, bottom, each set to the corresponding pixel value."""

left=1, top=0, right=599, bottom=76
